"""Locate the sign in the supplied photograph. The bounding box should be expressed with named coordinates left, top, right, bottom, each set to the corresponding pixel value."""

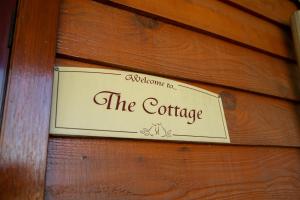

left=50, top=66, right=230, bottom=143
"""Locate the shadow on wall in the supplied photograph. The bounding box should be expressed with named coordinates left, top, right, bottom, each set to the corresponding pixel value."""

left=289, top=13, right=300, bottom=139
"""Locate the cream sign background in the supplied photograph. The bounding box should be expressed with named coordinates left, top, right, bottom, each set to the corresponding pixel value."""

left=50, top=66, right=230, bottom=143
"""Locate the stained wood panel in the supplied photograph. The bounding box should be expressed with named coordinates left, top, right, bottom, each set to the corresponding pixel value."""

left=98, top=0, right=294, bottom=59
left=46, top=137, right=300, bottom=200
left=0, top=0, right=60, bottom=199
left=226, top=0, right=297, bottom=26
left=57, top=0, right=300, bottom=101
left=0, top=0, right=297, bottom=198
left=56, top=58, right=300, bottom=147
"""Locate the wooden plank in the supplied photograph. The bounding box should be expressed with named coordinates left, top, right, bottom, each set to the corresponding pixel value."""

left=97, top=0, right=295, bottom=59
left=46, top=137, right=300, bottom=200
left=226, top=0, right=297, bottom=26
left=56, top=58, right=300, bottom=147
left=57, top=0, right=300, bottom=101
left=0, top=0, right=60, bottom=199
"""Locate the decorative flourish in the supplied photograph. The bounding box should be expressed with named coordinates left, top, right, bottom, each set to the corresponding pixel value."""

left=140, top=123, right=172, bottom=137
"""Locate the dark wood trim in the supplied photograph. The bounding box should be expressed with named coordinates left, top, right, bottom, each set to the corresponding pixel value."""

left=0, top=0, right=61, bottom=199
left=0, top=0, right=17, bottom=124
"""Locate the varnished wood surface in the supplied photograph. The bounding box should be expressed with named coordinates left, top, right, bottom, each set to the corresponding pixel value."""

left=46, top=137, right=300, bottom=200
left=51, top=1, right=300, bottom=200
left=226, top=0, right=297, bottom=26
left=0, top=0, right=60, bottom=199
left=56, top=58, right=300, bottom=147
left=57, top=0, right=300, bottom=101
left=0, top=0, right=297, bottom=199
left=98, top=0, right=294, bottom=59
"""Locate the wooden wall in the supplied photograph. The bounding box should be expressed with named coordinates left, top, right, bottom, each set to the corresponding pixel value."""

left=45, top=0, right=300, bottom=199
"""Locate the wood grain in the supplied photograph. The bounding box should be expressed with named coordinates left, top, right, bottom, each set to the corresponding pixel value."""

left=0, top=0, right=60, bottom=199
left=57, top=0, right=300, bottom=101
left=226, top=0, right=297, bottom=26
left=98, top=0, right=294, bottom=59
left=56, top=58, right=300, bottom=147
left=46, top=137, right=300, bottom=200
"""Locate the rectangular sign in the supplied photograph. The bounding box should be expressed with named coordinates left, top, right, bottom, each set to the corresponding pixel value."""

left=50, top=66, right=230, bottom=143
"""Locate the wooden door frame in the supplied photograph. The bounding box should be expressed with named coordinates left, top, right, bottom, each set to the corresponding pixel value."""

left=0, top=0, right=61, bottom=199
left=0, top=0, right=17, bottom=122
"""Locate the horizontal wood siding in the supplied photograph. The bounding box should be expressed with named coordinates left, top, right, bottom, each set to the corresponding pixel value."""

left=225, top=0, right=297, bottom=26
left=57, top=0, right=300, bottom=101
left=46, top=0, right=300, bottom=199
left=97, top=0, right=294, bottom=59
left=46, top=137, right=300, bottom=200
left=55, top=58, right=300, bottom=147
